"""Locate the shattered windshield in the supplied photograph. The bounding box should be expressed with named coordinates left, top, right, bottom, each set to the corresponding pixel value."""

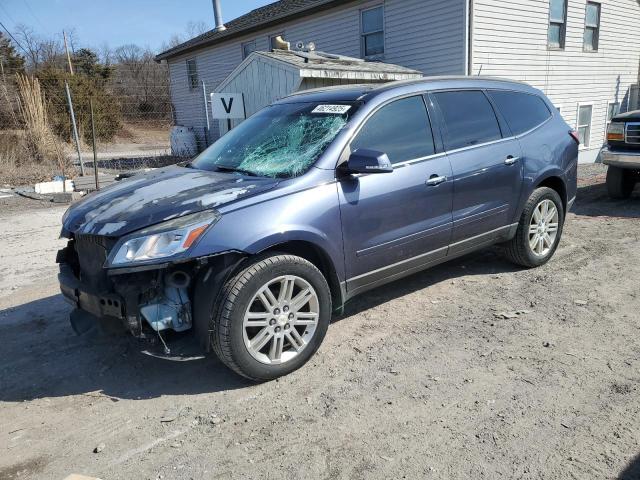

left=191, top=102, right=355, bottom=178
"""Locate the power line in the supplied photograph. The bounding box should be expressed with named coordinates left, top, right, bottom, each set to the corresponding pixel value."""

left=0, top=20, right=28, bottom=55
left=0, top=3, right=17, bottom=25
left=22, top=0, right=47, bottom=31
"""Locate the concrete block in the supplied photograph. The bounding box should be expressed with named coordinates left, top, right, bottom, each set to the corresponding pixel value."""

left=34, top=180, right=74, bottom=194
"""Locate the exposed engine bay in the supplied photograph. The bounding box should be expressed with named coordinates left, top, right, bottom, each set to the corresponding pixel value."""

left=56, top=233, right=242, bottom=353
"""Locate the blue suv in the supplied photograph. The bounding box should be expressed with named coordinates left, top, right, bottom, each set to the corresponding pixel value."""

left=58, top=77, right=578, bottom=380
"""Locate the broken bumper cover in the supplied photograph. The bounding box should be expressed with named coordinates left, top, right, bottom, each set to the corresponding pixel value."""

left=58, top=263, right=125, bottom=320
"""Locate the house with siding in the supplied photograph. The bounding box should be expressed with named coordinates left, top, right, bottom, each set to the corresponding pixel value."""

left=156, top=0, right=640, bottom=162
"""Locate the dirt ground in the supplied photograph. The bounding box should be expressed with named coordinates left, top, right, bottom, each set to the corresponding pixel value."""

left=1, top=164, right=639, bottom=480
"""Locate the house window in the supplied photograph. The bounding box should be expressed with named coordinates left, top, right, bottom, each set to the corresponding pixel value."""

left=577, top=104, right=593, bottom=147
left=361, top=5, right=384, bottom=57
left=607, top=102, right=620, bottom=123
left=242, top=40, right=256, bottom=59
left=584, top=2, right=601, bottom=51
left=186, top=58, right=198, bottom=90
left=548, top=0, right=568, bottom=49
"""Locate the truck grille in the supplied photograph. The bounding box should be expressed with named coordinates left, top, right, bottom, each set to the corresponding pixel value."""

left=626, top=122, right=640, bottom=145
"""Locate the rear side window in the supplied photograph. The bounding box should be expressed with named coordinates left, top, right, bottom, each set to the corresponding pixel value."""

left=488, top=90, right=552, bottom=136
left=351, top=96, right=435, bottom=164
left=433, top=91, right=502, bottom=150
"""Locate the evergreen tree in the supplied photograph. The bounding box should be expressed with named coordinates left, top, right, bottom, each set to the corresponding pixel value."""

left=0, top=32, right=25, bottom=75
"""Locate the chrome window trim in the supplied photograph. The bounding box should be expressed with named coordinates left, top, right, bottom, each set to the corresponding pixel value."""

left=337, top=87, right=555, bottom=172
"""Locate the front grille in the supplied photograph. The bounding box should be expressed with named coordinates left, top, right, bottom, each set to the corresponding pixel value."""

left=626, top=123, right=640, bottom=145
left=74, top=234, right=116, bottom=290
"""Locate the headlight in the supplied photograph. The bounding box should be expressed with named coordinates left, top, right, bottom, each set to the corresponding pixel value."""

left=607, top=122, right=625, bottom=142
left=107, top=210, right=220, bottom=267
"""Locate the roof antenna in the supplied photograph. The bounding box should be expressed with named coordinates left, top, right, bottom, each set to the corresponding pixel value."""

left=212, top=0, right=227, bottom=32
left=477, top=64, right=483, bottom=76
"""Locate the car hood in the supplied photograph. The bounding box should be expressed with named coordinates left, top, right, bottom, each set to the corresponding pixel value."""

left=63, top=166, right=280, bottom=237
left=612, top=110, right=640, bottom=122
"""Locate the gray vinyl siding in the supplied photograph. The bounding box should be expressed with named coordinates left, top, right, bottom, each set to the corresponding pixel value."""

left=214, top=56, right=301, bottom=135
left=471, top=0, right=640, bottom=161
left=166, top=0, right=467, bottom=148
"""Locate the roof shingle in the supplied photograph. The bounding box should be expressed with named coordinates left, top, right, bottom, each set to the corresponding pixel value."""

left=155, top=0, right=354, bottom=61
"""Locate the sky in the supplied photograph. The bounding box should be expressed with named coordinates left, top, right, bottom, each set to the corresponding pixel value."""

left=0, top=0, right=273, bottom=53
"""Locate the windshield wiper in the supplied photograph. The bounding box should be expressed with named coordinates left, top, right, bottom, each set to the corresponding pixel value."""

left=215, top=165, right=261, bottom=177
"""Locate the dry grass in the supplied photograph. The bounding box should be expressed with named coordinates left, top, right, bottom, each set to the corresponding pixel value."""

left=15, top=74, right=69, bottom=170
left=0, top=75, right=76, bottom=186
left=0, top=130, right=70, bottom=186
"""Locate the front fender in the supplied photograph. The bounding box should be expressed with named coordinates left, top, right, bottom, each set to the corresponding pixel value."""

left=188, top=182, right=345, bottom=282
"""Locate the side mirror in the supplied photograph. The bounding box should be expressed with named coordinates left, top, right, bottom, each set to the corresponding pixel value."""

left=344, top=149, right=393, bottom=174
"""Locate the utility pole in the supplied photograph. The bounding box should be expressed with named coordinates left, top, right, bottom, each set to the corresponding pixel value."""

left=90, top=99, right=99, bottom=190
left=65, top=81, right=84, bottom=175
left=63, top=30, right=74, bottom=75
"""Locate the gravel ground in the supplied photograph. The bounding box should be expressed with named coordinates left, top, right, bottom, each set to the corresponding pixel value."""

left=1, top=164, right=639, bottom=480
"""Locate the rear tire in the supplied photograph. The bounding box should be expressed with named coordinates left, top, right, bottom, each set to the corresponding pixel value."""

left=606, top=166, right=635, bottom=199
left=210, top=253, right=331, bottom=381
left=503, top=187, right=565, bottom=268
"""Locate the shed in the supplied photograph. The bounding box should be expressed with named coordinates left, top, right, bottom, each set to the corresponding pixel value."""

left=214, top=49, right=422, bottom=135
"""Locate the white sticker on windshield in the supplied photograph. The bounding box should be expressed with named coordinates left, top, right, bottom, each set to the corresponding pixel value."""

left=312, top=104, right=351, bottom=115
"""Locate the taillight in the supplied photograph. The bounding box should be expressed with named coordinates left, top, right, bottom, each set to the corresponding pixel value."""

left=569, top=130, right=580, bottom=144
left=607, top=122, right=625, bottom=142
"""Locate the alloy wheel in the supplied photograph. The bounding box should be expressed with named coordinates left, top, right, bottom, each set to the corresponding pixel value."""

left=528, top=199, right=559, bottom=257
left=242, top=275, right=320, bottom=365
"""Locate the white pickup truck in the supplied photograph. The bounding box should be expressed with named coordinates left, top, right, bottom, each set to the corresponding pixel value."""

left=600, top=110, right=640, bottom=199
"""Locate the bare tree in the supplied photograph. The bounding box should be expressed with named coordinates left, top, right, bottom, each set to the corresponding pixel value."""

left=13, top=24, right=42, bottom=71
left=185, top=20, right=209, bottom=38
left=39, top=37, right=64, bottom=68
left=98, top=43, right=114, bottom=66
left=112, top=44, right=170, bottom=121
left=12, top=24, right=67, bottom=71
left=161, top=21, right=211, bottom=52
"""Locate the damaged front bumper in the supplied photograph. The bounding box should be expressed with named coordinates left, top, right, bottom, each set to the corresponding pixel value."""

left=56, top=237, right=243, bottom=342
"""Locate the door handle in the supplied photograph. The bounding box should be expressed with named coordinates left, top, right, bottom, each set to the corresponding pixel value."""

left=426, top=175, right=447, bottom=186
left=504, top=155, right=520, bottom=166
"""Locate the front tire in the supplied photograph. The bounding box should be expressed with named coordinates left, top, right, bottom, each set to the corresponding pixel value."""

left=210, top=254, right=331, bottom=381
left=606, top=166, right=636, bottom=199
left=503, top=187, right=565, bottom=268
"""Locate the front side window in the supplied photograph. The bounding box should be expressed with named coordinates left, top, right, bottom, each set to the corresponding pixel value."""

left=242, top=40, right=256, bottom=59
left=192, top=102, right=353, bottom=178
left=577, top=104, right=593, bottom=147
left=350, top=96, right=435, bottom=164
left=186, top=58, right=198, bottom=90
left=548, top=0, right=568, bottom=48
left=584, top=2, right=601, bottom=51
left=361, top=6, right=384, bottom=57
left=433, top=91, right=502, bottom=151
left=488, top=90, right=552, bottom=136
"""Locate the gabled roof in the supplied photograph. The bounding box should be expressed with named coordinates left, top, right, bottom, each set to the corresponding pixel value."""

left=215, top=50, right=422, bottom=92
left=155, top=0, right=358, bottom=61
left=257, top=50, right=422, bottom=77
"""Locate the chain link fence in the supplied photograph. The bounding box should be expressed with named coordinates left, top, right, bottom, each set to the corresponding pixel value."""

left=0, top=62, right=180, bottom=189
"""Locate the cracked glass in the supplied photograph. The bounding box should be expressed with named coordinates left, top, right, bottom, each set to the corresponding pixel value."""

left=192, top=102, right=354, bottom=178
